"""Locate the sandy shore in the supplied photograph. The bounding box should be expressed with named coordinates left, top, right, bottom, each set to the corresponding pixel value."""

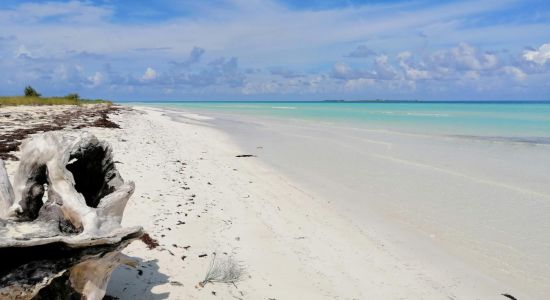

left=2, top=105, right=545, bottom=299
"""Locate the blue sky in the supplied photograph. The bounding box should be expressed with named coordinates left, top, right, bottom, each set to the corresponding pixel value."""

left=1, top=0, right=549, bottom=101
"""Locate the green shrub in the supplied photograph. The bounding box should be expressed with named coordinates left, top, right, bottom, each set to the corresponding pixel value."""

left=65, top=93, right=80, bottom=101
left=24, top=86, right=41, bottom=97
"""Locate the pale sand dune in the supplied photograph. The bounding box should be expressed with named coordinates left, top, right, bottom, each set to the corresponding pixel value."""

left=3, top=106, right=538, bottom=299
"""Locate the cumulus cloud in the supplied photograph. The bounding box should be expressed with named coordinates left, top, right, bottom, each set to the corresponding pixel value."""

left=502, top=66, right=526, bottom=81
left=331, top=62, right=364, bottom=80
left=163, top=56, right=247, bottom=88
left=373, top=55, right=398, bottom=80
left=15, top=45, right=32, bottom=59
left=0, top=0, right=549, bottom=99
left=88, top=72, right=104, bottom=87
left=171, top=47, right=206, bottom=68
left=242, top=81, right=279, bottom=95
left=242, top=74, right=332, bottom=95
left=196, top=57, right=245, bottom=87
left=523, top=43, right=550, bottom=65
left=329, top=42, right=538, bottom=94
left=142, top=67, right=158, bottom=81
left=429, top=43, right=498, bottom=71
left=50, top=64, right=106, bottom=88
left=397, top=52, right=431, bottom=80
left=344, top=78, right=375, bottom=90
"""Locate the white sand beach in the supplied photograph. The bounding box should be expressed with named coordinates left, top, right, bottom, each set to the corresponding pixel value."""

left=2, top=0, right=550, bottom=298
left=3, top=105, right=549, bottom=299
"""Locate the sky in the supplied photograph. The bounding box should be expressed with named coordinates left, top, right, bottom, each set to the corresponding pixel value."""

left=0, top=0, right=549, bottom=101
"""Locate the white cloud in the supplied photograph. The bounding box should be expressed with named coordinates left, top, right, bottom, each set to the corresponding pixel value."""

left=502, top=66, right=526, bottom=81
left=332, top=62, right=353, bottom=79
left=0, top=0, right=549, bottom=99
left=88, top=72, right=104, bottom=87
left=523, top=43, right=550, bottom=65
left=406, top=68, right=431, bottom=80
left=430, top=43, right=499, bottom=71
left=373, top=55, right=397, bottom=80
left=398, top=52, right=431, bottom=80
left=15, top=45, right=32, bottom=58
left=171, top=47, right=205, bottom=68
left=142, top=67, right=158, bottom=81
left=242, top=81, right=278, bottom=94
left=0, top=0, right=527, bottom=66
left=345, top=78, right=374, bottom=90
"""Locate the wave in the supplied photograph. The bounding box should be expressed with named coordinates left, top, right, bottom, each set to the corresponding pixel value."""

left=405, top=112, right=450, bottom=117
left=378, top=111, right=449, bottom=117
left=271, top=106, right=297, bottom=110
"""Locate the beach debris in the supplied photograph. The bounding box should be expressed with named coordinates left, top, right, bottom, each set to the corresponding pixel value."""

left=199, top=253, right=245, bottom=287
left=0, top=131, right=143, bottom=300
left=140, top=233, right=160, bottom=249
left=0, top=104, right=121, bottom=161
left=235, top=154, right=256, bottom=158
left=501, top=294, right=518, bottom=300
left=170, top=281, right=183, bottom=286
left=162, top=248, right=175, bottom=256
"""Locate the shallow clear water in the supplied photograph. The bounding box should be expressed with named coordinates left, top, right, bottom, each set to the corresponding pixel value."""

left=126, top=101, right=550, bottom=139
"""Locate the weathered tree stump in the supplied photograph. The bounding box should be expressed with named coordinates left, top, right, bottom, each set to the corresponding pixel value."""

left=0, top=131, right=143, bottom=299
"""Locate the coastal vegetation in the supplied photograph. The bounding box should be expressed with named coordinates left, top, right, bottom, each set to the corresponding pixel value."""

left=199, top=254, right=244, bottom=287
left=24, top=85, right=41, bottom=97
left=0, top=86, right=112, bottom=107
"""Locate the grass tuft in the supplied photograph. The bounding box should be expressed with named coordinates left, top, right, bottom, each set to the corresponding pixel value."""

left=199, top=254, right=245, bottom=287
left=0, top=96, right=112, bottom=107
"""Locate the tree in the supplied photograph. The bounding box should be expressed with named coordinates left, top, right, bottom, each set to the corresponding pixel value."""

left=24, top=86, right=41, bottom=97
left=65, top=93, right=80, bottom=101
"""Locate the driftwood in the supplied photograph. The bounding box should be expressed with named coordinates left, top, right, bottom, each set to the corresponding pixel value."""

left=0, top=131, right=143, bottom=299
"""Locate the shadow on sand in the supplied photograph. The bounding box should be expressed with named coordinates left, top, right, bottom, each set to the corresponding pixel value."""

left=106, top=258, right=170, bottom=300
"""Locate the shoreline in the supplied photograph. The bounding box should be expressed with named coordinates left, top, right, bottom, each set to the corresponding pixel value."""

left=1, top=104, right=546, bottom=299
left=138, top=104, right=549, bottom=299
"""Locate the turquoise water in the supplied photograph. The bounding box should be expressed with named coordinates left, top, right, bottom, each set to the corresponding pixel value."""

left=128, top=101, right=550, bottom=139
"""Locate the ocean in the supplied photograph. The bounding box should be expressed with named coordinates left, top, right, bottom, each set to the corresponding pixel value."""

left=126, top=101, right=550, bottom=140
